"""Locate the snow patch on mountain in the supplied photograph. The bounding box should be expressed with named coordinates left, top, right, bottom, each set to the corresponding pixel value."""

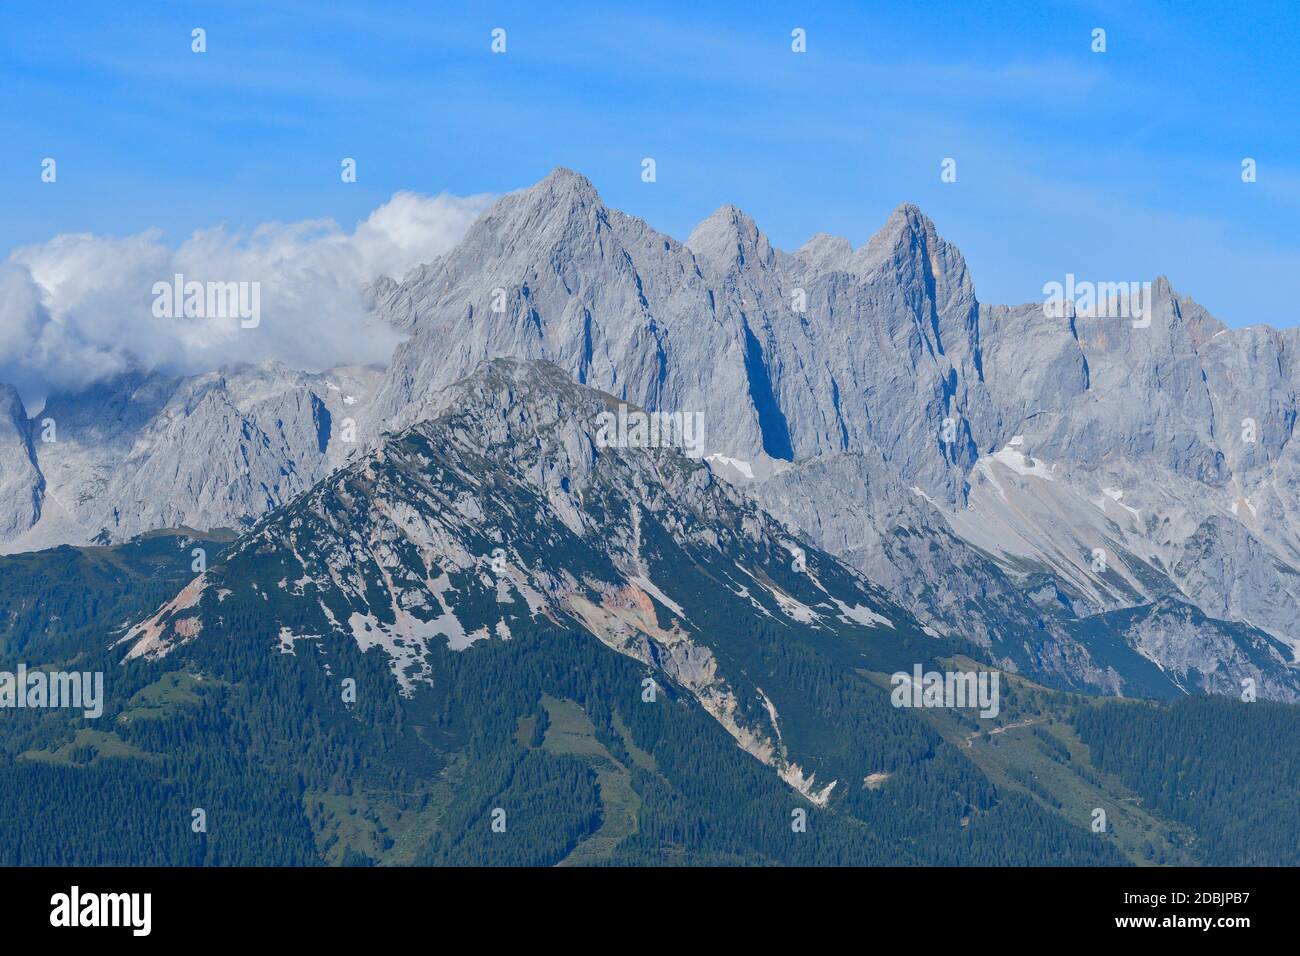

left=831, top=597, right=893, bottom=629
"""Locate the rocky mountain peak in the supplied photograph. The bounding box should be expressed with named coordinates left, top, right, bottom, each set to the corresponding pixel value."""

left=853, top=202, right=952, bottom=275
left=537, top=164, right=598, bottom=192
left=794, top=232, right=853, bottom=272
left=364, top=274, right=399, bottom=309
left=685, top=203, right=776, bottom=273
left=503, top=165, right=604, bottom=223
left=433, top=165, right=614, bottom=275
left=425, top=357, right=713, bottom=511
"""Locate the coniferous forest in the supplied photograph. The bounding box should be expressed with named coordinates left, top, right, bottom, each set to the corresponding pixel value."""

left=1, top=532, right=1294, bottom=867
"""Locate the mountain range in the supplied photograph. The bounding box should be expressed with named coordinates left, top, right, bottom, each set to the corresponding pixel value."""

left=5, top=167, right=1297, bottom=702
left=2, top=357, right=1295, bottom=866
left=2, top=168, right=1298, bottom=866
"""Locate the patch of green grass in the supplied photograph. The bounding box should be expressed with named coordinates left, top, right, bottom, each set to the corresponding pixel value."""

left=863, top=663, right=1195, bottom=866
left=539, top=694, right=610, bottom=759
left=21, top=728, right=157, bottom=766
left=117, top=671, right=224, bottom=723
left=611, top=710, right=659, bottom=776
left=514, top=713, right=538, bottom=747
left=963, top=717, right=1194, bottom=865
left=306, top=755, right=466, bottom=867
left=538, top=695, right=641, bottom=866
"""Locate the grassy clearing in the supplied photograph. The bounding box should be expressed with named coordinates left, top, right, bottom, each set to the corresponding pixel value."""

left=116, top=671, right=224, bottom=723
left=863, top=663, right=1195, bottom=865
left=538, top=695, right=641, bottom=866
left=21, top=728, right=157, bottom=766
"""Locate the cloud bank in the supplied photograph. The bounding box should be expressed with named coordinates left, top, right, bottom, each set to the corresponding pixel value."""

left=0, top=190, right=494, bottom=406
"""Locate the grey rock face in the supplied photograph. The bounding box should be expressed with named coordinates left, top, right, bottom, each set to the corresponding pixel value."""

left=367, top=172, right=991, bottom=508
left=350, top=171, right=1300, bottom=692
left=1, top=362, right=382, bottom=553
left=0, top=385, right=41, bottom=541
left=1064, top=597, right=1298, bottom=703
left=365, top=169, right=770, bottom=459
left=359, top=169, right=1300, bottom=699
left=793, top=233, right=853, bottom=273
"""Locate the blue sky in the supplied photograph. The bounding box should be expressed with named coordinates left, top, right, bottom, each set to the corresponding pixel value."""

left=2, top=0, right=1297, bottom=326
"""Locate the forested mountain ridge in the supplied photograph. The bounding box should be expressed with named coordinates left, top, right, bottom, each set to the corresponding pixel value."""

left=0, top=362, right=1294, bottom=866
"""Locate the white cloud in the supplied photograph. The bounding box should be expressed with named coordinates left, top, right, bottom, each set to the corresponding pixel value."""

left=0, top=190, right=494, bottom=406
